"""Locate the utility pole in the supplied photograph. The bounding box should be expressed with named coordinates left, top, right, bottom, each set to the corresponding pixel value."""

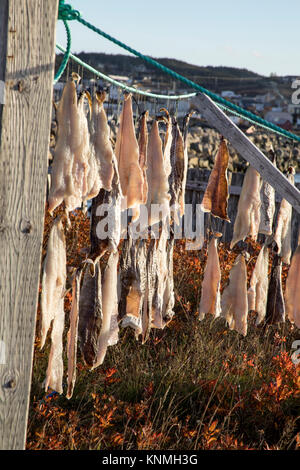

left=0, top=0, right=58, bottom=449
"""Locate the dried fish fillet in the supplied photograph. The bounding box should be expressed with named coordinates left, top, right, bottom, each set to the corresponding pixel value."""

left=199, top=233, right=222, bottom=321
left=146, top=119, right=170, bottom=226
left=273, top=168, right=294, bottom=264
left=115, top=94, right=144, bottom=220
left=66, top=268, right=82, bottom=399
left=231, top=166, right=261, bottom=249
left=221, top=253, right=248, bottom=336
left=259, top=150, right=276, bottom=236
left=169, top=118, right=186, bottom=223
left=78, top=261, right=102, bottom=368
left=159, top=108, right=172, bottom=178
left=247, top=244, right=269, bottom=325
left=92, top=251, right=119, bottom=369
left=40, top=217, right=66, bottom=349
left=201, top=137, right=230, bottom=221
left=285, top=244, right=300, bottom=328
left=138, top=110, right=149, bottom=205
left=266, top=254, right=285, bottom=324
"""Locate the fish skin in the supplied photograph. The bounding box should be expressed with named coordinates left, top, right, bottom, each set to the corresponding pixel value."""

left=88, top=91, right=115, bottom=196
left=42, top=217, right=66, bottom=394
left=138, top=110, right=149, bottom=205
left=40, top=217, right=66, bottom=349
left=169, top=117, right=186, bottom=223
left=159, top=108, right=172, bottom=179
left=89, top=157, right=122, bottom=259
left=259, top=150, right=276, bottom=236
left=78, top=261, right=102, bottom=368
left=285, top=244, right=300, bottom=328
left=272, top=168, right=294, bottom=264
left=199, top=234, right=222, bottom=321
left=230, top=166, right=261, bottom=249
left=221, top=253, right=248, bottom=336
left=179, top=112, right=193, bottom=218
left=115, top=94, right=144, bottom=221
left=92, top=251, right=119, bottom=369
left=146, top=119, right=170, bottom=226
left=247, top=244, right=269, bottom=325
left=201, top=137, right=230, bottom=221
left=142, top=238, right=157, bottom=343
left=266, top=254, right=285, bottom=324
left=66, top=268, right=82, bottom=399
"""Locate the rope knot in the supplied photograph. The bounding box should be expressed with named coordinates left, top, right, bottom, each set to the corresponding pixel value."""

left=58, top=0, right=81, bottom=21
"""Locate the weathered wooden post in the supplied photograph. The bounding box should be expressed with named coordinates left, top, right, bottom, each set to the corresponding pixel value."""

left=0, top=0, right=58, bottom=449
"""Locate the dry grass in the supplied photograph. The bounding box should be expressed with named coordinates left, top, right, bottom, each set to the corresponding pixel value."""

left=26, top=211, right=300, bottom=450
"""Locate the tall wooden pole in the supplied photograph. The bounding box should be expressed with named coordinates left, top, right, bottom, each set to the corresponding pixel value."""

left=0, top=0, right=58, bottom=449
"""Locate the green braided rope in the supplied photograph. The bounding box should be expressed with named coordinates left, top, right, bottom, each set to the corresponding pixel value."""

left=56, top=1, right=300, bottom=142
left=56, top=43, right=197, bottom=100
left=54, top=19, right=71, bottom=84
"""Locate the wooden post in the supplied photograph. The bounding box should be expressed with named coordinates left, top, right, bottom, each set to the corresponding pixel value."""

left=193, top=93, right=300, bottom=213
left=0, top=0, right=58, bottom=449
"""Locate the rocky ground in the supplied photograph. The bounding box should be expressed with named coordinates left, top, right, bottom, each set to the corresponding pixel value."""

left=187, top=125, right=300, bottom=173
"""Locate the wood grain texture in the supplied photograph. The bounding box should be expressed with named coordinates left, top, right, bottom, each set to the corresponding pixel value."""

left=0, top=0, right=58, bottom=449
left=193, top=93, right=300, bottom=213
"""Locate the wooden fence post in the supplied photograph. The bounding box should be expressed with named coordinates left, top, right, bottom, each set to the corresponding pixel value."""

left=0, top=0, right=58, bottom=449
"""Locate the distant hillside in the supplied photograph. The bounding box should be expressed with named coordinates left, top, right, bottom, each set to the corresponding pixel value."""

left=55, top=51, right=293, bottom=98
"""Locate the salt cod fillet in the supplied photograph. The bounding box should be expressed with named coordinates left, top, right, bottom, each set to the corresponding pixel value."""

left=78, top=261, right=102, bottom=368
left=199, top=233, right=222, bottom=321
left=169, top=117, right=186, bottom=223
left=115, top=94, right=144, bottom=220
left=92, top=251, right=119, bottom=369
left=138, top=110, right=149, bottom=205
left=179, top=112, right=193, bottom=219
left=266, top=254, right=285, bottom=324
left=230, top=166, right=261, bottom=248
left=159, top=108, right=172, bottom=179
left=259, top=149, right=276, bottom=236
left=247, top=244, right=269, bottom=325
left=66, top=268, right=82, bottom=399
left=272, top=167, right=295, bottom=264
left=146, top=119, right=170, bottom=226
left=88, top=91, right=115, bottom=194
left=285, top=244, right=300, bottom=328
left=221, top=253, right=248, bottom=336
left=201, top=137, right=230, bottom=221
left=41, top=217, right=66, bottom=394
left=40, top=217, right=66, bottom=349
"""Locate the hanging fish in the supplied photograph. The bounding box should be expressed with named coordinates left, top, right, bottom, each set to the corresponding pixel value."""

left=141, top=238, right=157, bottom=343
left=66, top=268, right=82, bottom=399
left=115, top=93, right=144, bottom=221
left=265, top=254, right=285, bottom=324
left=159, top=108, right=172, bottom=178
left=199, top=232, right=222, bottom=321
left=258, top=149, right=276, bottom=236
left=89, top=156, right=122, bottom=259
left=179, top=111, right=193, bottom=219
left=41, top=217, right=66, bottom=394
left=78, top=261, right=102, bottom=368
left=146, top=118, right=170, bottom=226
left=201, top=137, right=230, bottom=221
left=285, top=243, right=300, bottom=329
left=138, top=110, right=149, bottom=205
left=247, top=244, right=269, bottom=325
left=272, top=167, right=295, bottom=264
left=230, top=165, right=261, bottom=249
left=86, top=90, right=115, bottom=198
left=92, top=251, right=119, bottom=369
left=169, top=117, right=186, bottom=223
left=221, top=253, right=248, bottom=336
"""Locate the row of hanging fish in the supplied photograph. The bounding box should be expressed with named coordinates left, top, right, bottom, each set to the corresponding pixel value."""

left=40, top=74, right=191, bottom=397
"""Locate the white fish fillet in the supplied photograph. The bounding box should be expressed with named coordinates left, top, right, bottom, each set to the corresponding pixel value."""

left=199, top=234, right=221, bottom=321
left=231, top=166, right=261, bottom=249
left=221, top=254, right=248, bottom=336
left=115, top=94, right=144, bottom=221
left=247, top=244, right=269, bottom=325
left=88, top=91, right=115, bottom=194
left=40, top=217, right=66, bottom=349
left=273, top=168, right=294, bottom=264
left=41, top=217, right=66, bottom=394
left=285, top=244, right=300, bottom=328
left=66, top=268, right=82, bottom=399
left=146, top=120, right=170, bottom=226
left=92, top=251, right=119, bottom=369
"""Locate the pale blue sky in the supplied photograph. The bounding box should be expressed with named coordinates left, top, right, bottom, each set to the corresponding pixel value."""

left=56, top=0, right=300, bottom=76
